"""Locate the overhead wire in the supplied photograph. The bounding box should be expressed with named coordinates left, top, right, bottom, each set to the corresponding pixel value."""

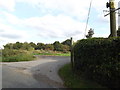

left=84, top=0, right=93, bottom=38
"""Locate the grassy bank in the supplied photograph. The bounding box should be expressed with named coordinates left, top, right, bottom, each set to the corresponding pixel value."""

left=59, top=63, right=108, bottom=89
left=33, top=50, right=70, bottom=56
left=0, top=57, right=2, bottom=62
left=2, top=54, right=35, bottom=62
left=34, top=52, right=70, bottom=56
left=2, top=49, right=35, bottom=62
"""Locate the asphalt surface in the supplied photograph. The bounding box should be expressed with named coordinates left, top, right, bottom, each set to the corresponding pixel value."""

left=1, top=56, right=70, bottom=88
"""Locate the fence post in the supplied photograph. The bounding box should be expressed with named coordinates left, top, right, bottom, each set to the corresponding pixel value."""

left=70, top=37, right=74, bottom=71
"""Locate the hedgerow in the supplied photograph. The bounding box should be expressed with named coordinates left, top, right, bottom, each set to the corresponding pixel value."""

left=73, top=37, right=120, bottom=89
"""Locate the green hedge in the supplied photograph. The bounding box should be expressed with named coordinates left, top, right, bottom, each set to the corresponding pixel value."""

left=73, top=38, right=120, bottom=89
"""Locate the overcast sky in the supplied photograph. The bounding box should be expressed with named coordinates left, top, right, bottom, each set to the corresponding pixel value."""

left=0, top=0, right=120, bottom=48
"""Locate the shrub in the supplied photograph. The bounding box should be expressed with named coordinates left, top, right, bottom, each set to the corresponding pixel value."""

left=73, top=37, right=120, bottom=89
left=2, top=49, right=35, bottom=62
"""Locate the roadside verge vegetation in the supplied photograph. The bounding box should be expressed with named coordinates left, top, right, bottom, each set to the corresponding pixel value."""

left=59, top=63, right=107, bottom=88
left=33, top=50, right=70, bottom=56
left=2, top=49, right=35, bottom=62
left=1, top=49, right=70, bottom=62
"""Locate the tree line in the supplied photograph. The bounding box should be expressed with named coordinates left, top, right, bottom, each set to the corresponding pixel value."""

left=4, top=39, right=71, bottom=52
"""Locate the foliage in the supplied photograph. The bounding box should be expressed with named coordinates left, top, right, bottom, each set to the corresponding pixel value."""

left=3, top=43, right=13, bottom=49
left=35, top=43, right=45, bottom=50
left=61, top=39, right=71, bottom=47
left=4, top=42, right=33, bottom=51
left=21, top=42, right=34, bottom=51
left=13, top=42, right=23, bottom=49
left=117, top=27, right=120, bottom=36
left=44, top=44, right=54, bottom=51
left=0, top=49, right=2, bottom=62
left=2, top=49, right=35, bottom=62
left=73, top=37, right=120, bottom=89
left=3, top=39, right=71, bottom=53
left=62, top=45, right=70, bottom=53
left=29, top=42, right=37, bottom=48
left=86, top=28, right=94, bottom=38
left=59, top=63, right=105, bottom=88
left=53, top=41, right=70, bottom=52
left=53, top=41, right=63, bottom=51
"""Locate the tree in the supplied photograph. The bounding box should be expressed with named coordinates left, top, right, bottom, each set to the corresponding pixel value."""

left=21, top=42, right=33, bottom=51
left=4, top=43, right=13, bottom=49
left=13, top=42, right=23, bottom=50
left=86, top=28, right=94, bottom=38
left=35, top=43, right=45, bottom=50
left=62, top=45, right=70, bottom=52
left=53, top=41, right=63, bottom=51
left=44, top=44, right=54, bottom=51
left=61, top=39, right=71, bottom=47
left=117, top=27, right=120, bottom=36
left=29, top=42, right=36, bottom=49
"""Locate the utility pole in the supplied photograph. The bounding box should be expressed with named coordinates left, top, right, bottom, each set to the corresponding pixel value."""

left=106, top=0, right=117, bottom=37
left=70, top=37, right=74, bottom=72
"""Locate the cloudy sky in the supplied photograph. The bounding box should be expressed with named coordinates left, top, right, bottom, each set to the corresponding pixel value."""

left=0, top=0, right=120, bottom=48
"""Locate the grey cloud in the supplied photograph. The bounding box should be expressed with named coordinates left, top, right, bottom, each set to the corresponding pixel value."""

left=37, top=31, right=60, bottom=38
left=65, top=30, right=82, bottom=37
left=0, top=29, right=4, bottom=32
left=0, top=34, right=21, bottom=39
left=37, top=30, right=82, bottom=39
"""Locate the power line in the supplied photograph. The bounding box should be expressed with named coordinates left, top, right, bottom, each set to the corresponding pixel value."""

left=104, top=7, right=120, bottom=17
left=84, top=0, right=93, bottom=38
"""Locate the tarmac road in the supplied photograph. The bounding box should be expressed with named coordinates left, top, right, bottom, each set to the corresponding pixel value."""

left=2, top=65, right=52, bottom=88
left=1, top=56, right=70, bottom=88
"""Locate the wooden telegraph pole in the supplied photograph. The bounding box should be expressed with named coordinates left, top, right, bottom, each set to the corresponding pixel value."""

left=70, top=37, right=74, bottom=71
left=106, top=0, right=117, bottom=37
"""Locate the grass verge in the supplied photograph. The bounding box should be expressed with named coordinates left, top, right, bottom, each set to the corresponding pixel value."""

left=0, top=57, right=2, bottom=62
left=58, top=63, right=108, bottom=89
left=1, top=49, right=35, bottom=62
left=33, top=52, right=70, bottom=56
left=2, top=54, right=35, bottom=62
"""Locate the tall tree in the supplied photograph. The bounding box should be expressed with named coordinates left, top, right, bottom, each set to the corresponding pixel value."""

left=86, top=28, right=94, bottom=38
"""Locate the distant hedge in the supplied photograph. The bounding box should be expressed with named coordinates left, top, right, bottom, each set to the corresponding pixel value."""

left=73, top=38, right=120, bottom=89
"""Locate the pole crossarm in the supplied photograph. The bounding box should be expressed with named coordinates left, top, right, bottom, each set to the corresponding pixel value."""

left=104, top=7, right=120, bottom=17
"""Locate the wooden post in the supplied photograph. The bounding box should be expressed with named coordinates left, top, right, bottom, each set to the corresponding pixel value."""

left=110, top=0, right=117, bottom=37
left=70, top=37, right=74, bottom=71
left=106, top=0, right=117, bottom=37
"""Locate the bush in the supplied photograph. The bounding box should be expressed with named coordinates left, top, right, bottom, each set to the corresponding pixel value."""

left=2, top=49, right=35, bottom=62
left=73, top=37, right=120, bottom=89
